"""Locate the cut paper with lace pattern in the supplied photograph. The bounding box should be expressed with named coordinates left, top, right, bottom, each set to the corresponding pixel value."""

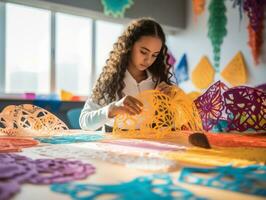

left=0, top=137, right=38, bottom=153
left=221, top=52, right=248, bottom=86
left=244, top=0, right=265, bottom=65
left=26, top=141, right=182, bottom=171
left=0, top=153, right=95, bottom=200
left=179, top=165, right=266, bottom=197
left=0, top=181, right=20, bottom=200
left=0, top=104, right=68, bottom=136
left=256, top=83, right=266, bottom=93
left=101, top=0, right=134, bottom=18
left=51, top=174, right=206, bottom=200
left=113, top=88, right=203, bottom=138
left=208, top=0, right=227, bottom=71
left=35, top=134, right=104, bottom=144
left=191, top=56, right=215, bottom=89
left=194, top=81, right=229, bottom=131
left=223, top=86, right=266, bottom=132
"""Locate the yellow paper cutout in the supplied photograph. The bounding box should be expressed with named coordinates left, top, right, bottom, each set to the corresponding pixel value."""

left=221, top=52, right=248, bottom=86
left=60, top=89, right=73, bottom=101
left=112, top=87, right=203, bottom=138
left=188, top=91, right=201, bottom=101
left=164, top=147, right=266, bottom=167
left=191, top=56, right=215, bottom=89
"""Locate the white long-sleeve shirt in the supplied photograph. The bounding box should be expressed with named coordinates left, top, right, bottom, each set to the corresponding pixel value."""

left=79, top=70, right=157, bottom=131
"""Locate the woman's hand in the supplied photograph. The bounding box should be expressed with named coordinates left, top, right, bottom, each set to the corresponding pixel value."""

left=108, top=95, right=143, bottom=118
left=156, top=81, right=173, bottom=96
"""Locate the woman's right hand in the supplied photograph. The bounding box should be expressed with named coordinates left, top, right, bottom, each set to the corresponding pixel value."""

left=108, top=95, right=143, bottom=118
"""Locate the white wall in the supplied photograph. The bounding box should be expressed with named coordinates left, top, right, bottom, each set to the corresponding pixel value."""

left=167, top=0, right=266, bottom=92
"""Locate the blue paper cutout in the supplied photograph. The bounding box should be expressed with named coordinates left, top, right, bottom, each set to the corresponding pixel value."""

left=35, top=134, right=103, bottom=144
left=101, top=0, right=134, bottom=18
left=174, top=54, right=189, bottom=84
left=51, top=174, right=206, bottom=200
left=179, top=165, right=266, bottom=197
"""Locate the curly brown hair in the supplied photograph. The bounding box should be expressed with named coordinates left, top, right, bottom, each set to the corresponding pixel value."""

left=91, top=18, right=172, bottom=106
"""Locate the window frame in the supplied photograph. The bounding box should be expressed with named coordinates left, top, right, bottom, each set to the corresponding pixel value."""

left=0, top=0, right=126, bottom=95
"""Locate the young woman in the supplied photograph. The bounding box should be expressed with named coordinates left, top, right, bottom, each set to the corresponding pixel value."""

left=80, top=18, right=173, bottom=132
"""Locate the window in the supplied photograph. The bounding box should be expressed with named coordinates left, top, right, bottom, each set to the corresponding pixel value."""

left=5, top=3, right=51, bottom=93
left=1, top=2, right=125, bottom=96
left=95, top=20, right=123, bottom=78
left=56, top=13, right=92, bottom=95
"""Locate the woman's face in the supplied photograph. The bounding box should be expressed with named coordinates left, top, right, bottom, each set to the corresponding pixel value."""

left=129, top=36, right=162, bottom=71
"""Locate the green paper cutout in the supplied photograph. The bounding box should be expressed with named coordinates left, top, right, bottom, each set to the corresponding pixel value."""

left=208, top=0, right=227, bottom=72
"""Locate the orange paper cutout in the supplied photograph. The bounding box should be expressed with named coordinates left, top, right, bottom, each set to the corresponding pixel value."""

left=0, top=104, right=68, bottom=137
left=188, top=91, right=202, bottom=101
left=61, top=89, right=73, bottom=101
left=113, top=87, right=203, bottom=138
left=191, top=56, right=215, bottom=89
left=0, top=137, right=38, bottom=153
left=193, top=0, right=206, bottom=22
left=248, top=23, right=263, bottom=65
left=221, top=52, right=247, bottom=86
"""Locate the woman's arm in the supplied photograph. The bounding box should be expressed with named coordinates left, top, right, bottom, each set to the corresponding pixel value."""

left=79, top=98, right=115, bottom=131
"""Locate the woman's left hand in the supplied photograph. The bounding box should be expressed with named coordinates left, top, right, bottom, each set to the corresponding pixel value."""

left=156, top=82, right=173, bottom=96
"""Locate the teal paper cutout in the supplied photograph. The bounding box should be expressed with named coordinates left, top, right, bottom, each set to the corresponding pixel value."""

left=208, top=0, right=227, bottom=72
left=35, top=134, right=103, bottom=144
left=101, top=0, right=134, bottom=18
left=51, top=174, right=207, bottom=200
left=179, top=165, right=266, bottom=197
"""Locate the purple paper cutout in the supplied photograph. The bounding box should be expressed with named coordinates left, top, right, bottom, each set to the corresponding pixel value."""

left=243, top=0, right=266, bottom=32
left=0, top=154, right=95, bottom=200
left=223, top=86, right=266, bottom=132
left=167, top=52, right=176, bottom=67
left=194, top=81, right=229, bottom=131
left=30, top=159, right=95, bottom=184
left=256, top=83, right=266, bottom=93
left=0, top=181, right=21, bottom=200
left=174, top=54, right=189, bottom=84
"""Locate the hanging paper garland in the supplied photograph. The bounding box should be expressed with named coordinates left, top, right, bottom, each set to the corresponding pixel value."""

left=208, top=0, right=227, bottom=72
left=101, top=0, right=134, bottom=18
left=231, top=0, right=244, bottom=23
left=243, top=0, right=266, bottom=65
left=174, top=54, right=189, bottom=84
left=167, top=52, right=176, bottom=67
left=193, top=0, right=206, bottom=22
left=247, top=23, right=264, bottom=65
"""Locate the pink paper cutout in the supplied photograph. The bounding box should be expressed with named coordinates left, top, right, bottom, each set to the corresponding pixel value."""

left=194, top=81, right=229, bottom=131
